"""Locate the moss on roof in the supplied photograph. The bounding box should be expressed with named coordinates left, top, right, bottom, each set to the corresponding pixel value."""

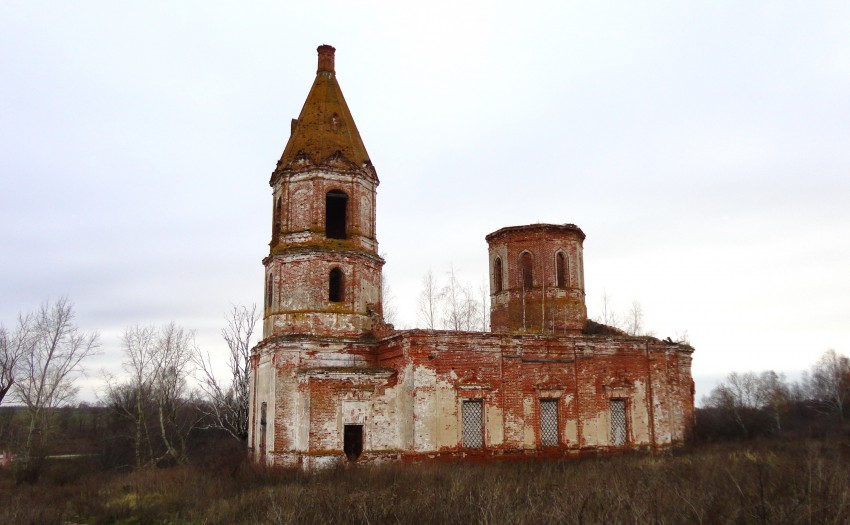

left=276, top=46, right=370, bottom=172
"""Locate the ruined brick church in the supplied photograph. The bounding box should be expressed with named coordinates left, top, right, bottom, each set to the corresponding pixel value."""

left=248, top=45, right=694, bottom=468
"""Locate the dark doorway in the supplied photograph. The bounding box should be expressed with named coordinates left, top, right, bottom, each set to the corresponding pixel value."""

left=326, top=190, right=348, bottom=239
left=343, top=424, right=363, bottom=461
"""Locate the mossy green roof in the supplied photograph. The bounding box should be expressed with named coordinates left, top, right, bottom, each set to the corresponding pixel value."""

left=277, top=46, right=371, bottom=171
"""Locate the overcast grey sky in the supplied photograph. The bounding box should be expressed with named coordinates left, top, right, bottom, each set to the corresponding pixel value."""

left=2, top=1, right=848, bottom=403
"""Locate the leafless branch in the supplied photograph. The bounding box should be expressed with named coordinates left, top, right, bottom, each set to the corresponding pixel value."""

left=193, top=304, right=258, bottom=441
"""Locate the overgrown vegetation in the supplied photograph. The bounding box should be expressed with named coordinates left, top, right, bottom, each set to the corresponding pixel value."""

left=0, top=437, right=848, bottom=524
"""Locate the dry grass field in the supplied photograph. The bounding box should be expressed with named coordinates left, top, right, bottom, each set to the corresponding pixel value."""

left=1, top=438, right=848, bottom=525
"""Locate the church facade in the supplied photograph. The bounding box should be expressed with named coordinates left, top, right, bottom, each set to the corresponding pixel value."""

left=248, top=46, right=694, bottom=469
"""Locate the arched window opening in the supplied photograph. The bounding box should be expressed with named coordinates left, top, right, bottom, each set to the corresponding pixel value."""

left=272, top=197, right=282, bottom=240
left=329, top=268, right=344, bottom=302
left=326, top=190, right=348, bottom=239
left=578, top=252, right=584, bottom=290
left=277, top=270, right=284, bottom=307
left=556, top=252, right=567, bottom=288
left=265, top=274, right=273, bottom=309
left=493, top=257, right=503, bottom=293
left=520, top=252, right=534, bottom=290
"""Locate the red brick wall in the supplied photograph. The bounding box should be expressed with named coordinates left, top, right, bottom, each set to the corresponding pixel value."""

left=487, top=224, right=587, bottom=334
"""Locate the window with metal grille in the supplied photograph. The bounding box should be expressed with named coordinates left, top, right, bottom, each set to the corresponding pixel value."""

left=540, top=399, right=559, bottom=446
left=462, top=400, right=483, bottom=448
left=610, top=399, right=627, bottom=446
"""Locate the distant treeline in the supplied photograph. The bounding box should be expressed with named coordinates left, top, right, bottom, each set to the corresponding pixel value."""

left=695, top=349, right=850, bottom=441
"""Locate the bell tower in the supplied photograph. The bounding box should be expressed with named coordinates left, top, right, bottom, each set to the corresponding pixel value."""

left=263, top=45, right=383, bottom=339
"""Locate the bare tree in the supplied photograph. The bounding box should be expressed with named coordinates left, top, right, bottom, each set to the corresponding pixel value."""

left=703, top=371, right=763, bottom=436
left=757, top=370, right=790, bottom=432
left=12, top=298, right=99, bottom=481
left=381, top=274, right=399, bottom=326
left=0, top=312, right=35, bottom=405
left=417, top=269, right=441, bottom=330
left=703, top=370, right=792, bottom=437
left=194, top=304, right=259, bottom=441
left=441, top=266, right=483, bottom=332
left=479, top=279, right=490, bottom=332
left=625, top=300, right=643, bottom=336
left=151, top=323, right=197, bottom=464
left=599, top=291, right=619, bottom=329
left=103, top=324, right=158, bottom=467
left=805, top=349, right=850, bottom=421
left=103, top=323, right=200, bottom=467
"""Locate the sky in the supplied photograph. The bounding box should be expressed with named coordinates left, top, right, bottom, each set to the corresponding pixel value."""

left=1, top=1, right=849, bottom=405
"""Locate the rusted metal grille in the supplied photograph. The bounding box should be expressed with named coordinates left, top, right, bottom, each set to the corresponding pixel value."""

left=462, top=400, right=483, bottom=448
left=610, top=399, right=627, bottom=446
left=540, top=399, right=558, bottom=446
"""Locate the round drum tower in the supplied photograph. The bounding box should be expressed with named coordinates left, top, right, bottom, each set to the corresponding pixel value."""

left=486, top=224, right=587, bottom=334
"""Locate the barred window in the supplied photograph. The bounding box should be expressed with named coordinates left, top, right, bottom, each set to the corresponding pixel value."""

left=540, top=399, right=559, bottom=446
left=462, top=400, right=484, bottom=448
left=610, top=399, right=627, bottom=446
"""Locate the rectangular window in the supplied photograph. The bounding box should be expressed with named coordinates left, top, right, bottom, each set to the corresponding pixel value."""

left=462, top=399, right=484, bottom=448
left=610, top=399, right=627, bottom=446
left=540, top=399, right=559, bottom=446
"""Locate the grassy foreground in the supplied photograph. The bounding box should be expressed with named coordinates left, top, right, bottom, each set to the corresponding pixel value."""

left=1, top=439, right=848, bottom=524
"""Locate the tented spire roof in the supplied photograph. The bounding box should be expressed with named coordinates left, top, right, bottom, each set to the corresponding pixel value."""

left=276, top=45, right=371, bottom=171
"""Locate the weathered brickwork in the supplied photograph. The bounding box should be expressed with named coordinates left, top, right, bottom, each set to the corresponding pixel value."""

left=247, top=45, right=695, bottom=469
left=487, top=224, right=588, bottom=334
